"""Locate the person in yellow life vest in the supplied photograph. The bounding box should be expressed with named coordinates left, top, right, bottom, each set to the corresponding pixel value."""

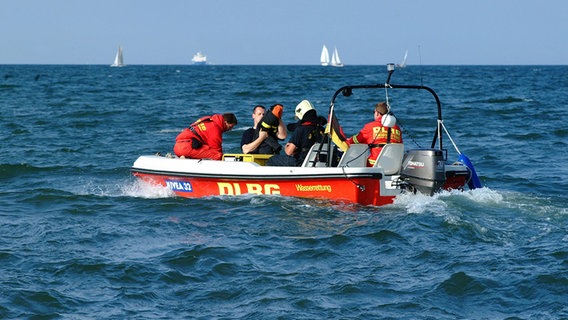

left=346, top=102, right=403, bottom=167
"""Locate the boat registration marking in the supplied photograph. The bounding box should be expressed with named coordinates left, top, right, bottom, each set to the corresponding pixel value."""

left=166, top=180, right=193, bottom=192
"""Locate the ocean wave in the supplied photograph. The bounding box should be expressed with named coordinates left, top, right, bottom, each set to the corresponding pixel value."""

left=110, top=178, right=176, bottom=199
left=503, top=132, right=544, bottom=141
left=0, top=163, right=65, bottom=179
left=436, top=271, right=489, bottom=296
left=552, top=128, right=568, bottom=137
left=0, top=84, right=20, bottom=90
left=485, top=96, right=530, bottom=104
left=392, top=191, right=449, bottom=214
left=466, top=96, right=532, bottom=105
left=393, top=188, right=506, bottom=214
left=119, top=179, right=175, bottom=199
left=57, top=176, right=175, bottom=199
left=8, top=289, right=70, bottom=318
left=2, top=65, right=568, bottom=319
left=158, top=128, right=183, bottom=133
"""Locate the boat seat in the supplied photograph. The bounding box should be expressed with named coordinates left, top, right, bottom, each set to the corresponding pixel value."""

left=223, top=153, right=272, bottom=166
left=373, top=143, right=405, bottom=175
left=338, top=144, right=370, bottom=167
left=301, top=142, right=332, bottom=167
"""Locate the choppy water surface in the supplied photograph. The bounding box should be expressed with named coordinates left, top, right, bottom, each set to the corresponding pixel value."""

left=1, top=65, right=567, bottom=319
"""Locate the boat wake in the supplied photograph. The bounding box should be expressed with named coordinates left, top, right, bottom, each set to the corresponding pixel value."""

left=391, top=186, right=568, bottom=228
left=392, top=187, right=503, bottom=214
left=120, top=179, right=175, bottom=198
left=69, top=173, right=564, bottom=221
left=71, top=177, right=175, bottom=199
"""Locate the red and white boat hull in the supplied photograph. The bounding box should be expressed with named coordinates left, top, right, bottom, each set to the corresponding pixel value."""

left=131, top=155, right=470, bottom=206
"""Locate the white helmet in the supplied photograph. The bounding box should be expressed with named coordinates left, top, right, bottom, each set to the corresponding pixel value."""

left=295, top=100, right=314, bottom=120
left=381, top=113, right=397, bottom=127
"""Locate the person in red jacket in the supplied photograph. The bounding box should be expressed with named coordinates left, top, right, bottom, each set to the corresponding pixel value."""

left=174, top=113, right=238, bottom=160
left=346, top=102, right=403, bottom=167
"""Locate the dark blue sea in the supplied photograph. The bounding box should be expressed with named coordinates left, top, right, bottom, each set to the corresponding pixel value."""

left=1, top=64, right=567, bottom=319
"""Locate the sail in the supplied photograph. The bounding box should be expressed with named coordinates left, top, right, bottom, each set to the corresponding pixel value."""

left=111, top=46, right=124, bottom=67
left=320, top=45, right=330, bottom=66
left=397, top=49, right=408, bottom=68
left=331, top=47, right=343, bottom=67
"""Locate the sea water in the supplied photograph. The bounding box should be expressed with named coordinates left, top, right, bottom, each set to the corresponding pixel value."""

left=1, top=65, right=567, bottom=319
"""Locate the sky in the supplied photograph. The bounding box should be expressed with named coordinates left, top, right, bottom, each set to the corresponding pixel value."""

left=1, top=0, right=567, bottom=65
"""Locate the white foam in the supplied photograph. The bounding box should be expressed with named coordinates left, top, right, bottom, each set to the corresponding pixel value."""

left=392, top=191, right=448, bottom=214
left=391, top=187, right=505, bottom=214
left=69, top=177, right=174, bottom=198
left=120, top=179, right=175, bottom=198
left=450, top=187, right=504, bottom=204
left=158, top=128, right=182, bottom=133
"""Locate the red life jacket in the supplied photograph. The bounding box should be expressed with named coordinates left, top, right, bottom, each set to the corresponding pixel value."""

left=175, top=114, right=226, bottom=152
left=347, top=118, right=403, bottom=166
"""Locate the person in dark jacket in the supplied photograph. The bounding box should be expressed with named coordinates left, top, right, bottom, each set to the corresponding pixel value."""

left=241, top=104, right=287, bottom=154
left=240, top=105, right=266, bottom=154
left=266, top=100, right=326, bottom=166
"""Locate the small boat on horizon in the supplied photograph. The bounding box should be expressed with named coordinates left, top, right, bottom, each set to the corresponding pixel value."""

left=320, top=45, right=330, bottom=66
left=110, top=46, right=125, bottom=67
left=192, top=51, right=208, bottom=65
left=396, top=49, right=408, bottom=68
left=330, top=47, right=344, bottom=67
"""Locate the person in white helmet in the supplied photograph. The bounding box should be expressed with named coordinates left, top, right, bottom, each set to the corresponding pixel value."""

left=266, top=100, right=326, bottom=166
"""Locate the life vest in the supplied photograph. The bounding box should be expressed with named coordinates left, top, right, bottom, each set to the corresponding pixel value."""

left=297, top=121, right=325, bottom=161
left=360, top=127, right=403, bottom=146
left=253, top=129, right=281, bottom=154
left=251, top=105, right=284, bottom=154
left=176, top=115, right=224, bottom=150
left=190, top=117, right=214, bottom=140
left=349, top=120, right=403, bottom=166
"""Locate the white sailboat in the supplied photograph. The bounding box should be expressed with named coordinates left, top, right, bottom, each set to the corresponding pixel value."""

left=396, top=49, right=408, bottom=68
left=331, top=47, right=344, bottom=67
left=110, top=46, right=125, bottom=67
left=320, top=45, right=330, bottom=66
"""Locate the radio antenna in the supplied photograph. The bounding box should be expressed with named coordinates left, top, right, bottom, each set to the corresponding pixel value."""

left=418, top=45, right=424, bottom=86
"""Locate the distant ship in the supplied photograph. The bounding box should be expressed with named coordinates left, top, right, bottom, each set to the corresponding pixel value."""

left=191, top=52, right=207, bottom=65
left=110, top=46, right=125, bottom=67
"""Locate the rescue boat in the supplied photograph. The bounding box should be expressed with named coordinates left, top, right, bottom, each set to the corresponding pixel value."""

left=131, top=64, right=481, bottom=206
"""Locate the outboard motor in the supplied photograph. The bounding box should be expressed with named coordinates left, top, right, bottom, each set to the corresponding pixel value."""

left=400, top=149, right=446, bottom=195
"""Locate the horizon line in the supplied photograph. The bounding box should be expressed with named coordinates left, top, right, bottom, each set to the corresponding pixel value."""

left=1, top=63, right=566, bottom=67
